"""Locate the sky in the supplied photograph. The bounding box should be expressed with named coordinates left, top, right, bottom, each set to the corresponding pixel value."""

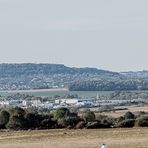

left=0, top=0, right=148, bottom=72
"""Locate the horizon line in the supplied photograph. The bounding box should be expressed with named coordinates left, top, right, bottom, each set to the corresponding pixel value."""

left=0, top=62, right=147, bottom=73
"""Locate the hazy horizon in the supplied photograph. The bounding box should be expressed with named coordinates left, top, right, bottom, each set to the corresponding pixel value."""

left=0, top=0, right=148, bottom=72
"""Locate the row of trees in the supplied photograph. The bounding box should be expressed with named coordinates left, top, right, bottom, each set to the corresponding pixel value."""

left=0, top=107, right=148, bottom=130
left=0, top=107, right=81, bottom=130
left=69, top=80, right=148, bottom=91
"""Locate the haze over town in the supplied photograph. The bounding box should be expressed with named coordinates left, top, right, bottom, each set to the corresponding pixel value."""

left=0, top=0, right=148, bottom=72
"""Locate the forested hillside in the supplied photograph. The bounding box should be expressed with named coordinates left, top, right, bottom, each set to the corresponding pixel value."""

left=0, top=63, right=121, bottom=90
left=0, top=63, right=148, bottom=91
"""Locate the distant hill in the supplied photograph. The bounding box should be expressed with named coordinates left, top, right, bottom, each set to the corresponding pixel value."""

left=121, top=71, right=148, bottom=79
left=0, top=63, right=120, bottom=77
left=0, top=63, right=122, bottom=90
left=0, top=63, right=148, bottom=91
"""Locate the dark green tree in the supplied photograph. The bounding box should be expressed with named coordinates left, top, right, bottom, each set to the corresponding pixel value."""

left=53, top=108, right=70, bottom=120
left=124, top=111, right=135, bottom=120
left=0, top=110, right=10, bottom=129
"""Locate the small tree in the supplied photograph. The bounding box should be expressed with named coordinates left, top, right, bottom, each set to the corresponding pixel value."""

left=0, top=110, right=10, bottom=129
left=6, top=115, right=27, bottom=130
left=6, top=107, right=27, bottom=130
left=53, top=108, right=70, bottom=120
left=124, top=111, right=135, bottom=120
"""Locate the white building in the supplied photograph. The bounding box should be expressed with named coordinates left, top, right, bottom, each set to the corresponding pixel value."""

left=55, top=99, right=78, bottom=106
left=22, top=100, right=32, bottom=107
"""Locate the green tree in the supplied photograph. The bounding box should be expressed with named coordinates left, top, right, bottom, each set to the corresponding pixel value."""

left=6, top=107, right=26, bottom=130
left=124, top=111, right=135, bottom=120
left=6, top=115, right=27, bottom=130
left=0, top=110, right=10, bottom=129
left=53, top=108, right=70, bottom=120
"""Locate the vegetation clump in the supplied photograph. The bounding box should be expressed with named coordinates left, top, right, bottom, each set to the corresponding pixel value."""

left=0, top=108, right=148, bottom=130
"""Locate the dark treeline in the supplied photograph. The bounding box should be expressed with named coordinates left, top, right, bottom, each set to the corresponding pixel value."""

left=0, top=107, right=148, bottom=130
left=69, top=80, right=148, bottom=91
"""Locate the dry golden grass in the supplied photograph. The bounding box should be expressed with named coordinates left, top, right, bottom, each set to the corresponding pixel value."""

left=0, top=128, right=148, bottom=148
left=99, top=106, right=148, bottom=118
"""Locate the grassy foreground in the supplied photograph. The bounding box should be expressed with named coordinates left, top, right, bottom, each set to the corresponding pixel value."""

left=0, top=128, right=148, bottom=148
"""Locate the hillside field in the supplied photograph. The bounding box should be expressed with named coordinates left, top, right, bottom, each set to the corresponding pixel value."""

left=0, top=128, right=148, bottom=148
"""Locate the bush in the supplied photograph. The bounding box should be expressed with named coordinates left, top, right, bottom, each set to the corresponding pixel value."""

left=135, top=116, right=148, bottom=127
left=0, top=110, right=10, bottom=129
left=137, top=111, right=146, bottom=118
left=41, top=118, right=57, bottom=129
left=53, top=108, right=70, bottom=120
left=86, top=118, right=113, bottom=129
left=82, top=111, right=96, bottom=122
left=124, top=111, right=135, bottom=120
left=57, top=116, right=80, bottom=128
left=6, top=115, right=27, bottom=130
left=6, top=107, right=27, bottom=130
left=9, top=107, right=26, bottom=117
left=116, top=116, right=125, bottom=123
left=116, top=119, right=135, bottom=128
left=96, top=114, right=115, bottom=128
left=86, top=121, right=101, bottom=129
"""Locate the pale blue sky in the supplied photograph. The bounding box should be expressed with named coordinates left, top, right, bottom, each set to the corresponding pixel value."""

left=0, top=0, right=148, bottom=72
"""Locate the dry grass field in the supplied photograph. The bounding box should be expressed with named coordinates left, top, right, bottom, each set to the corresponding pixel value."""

left=99, top=106, right=148, bottom=118
left=0, top=128, right=148, bottom=148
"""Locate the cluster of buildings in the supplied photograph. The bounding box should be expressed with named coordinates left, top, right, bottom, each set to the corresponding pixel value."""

left=0, top=98, right=96, bottom=109
left=0, top=95, right=147, bottom=110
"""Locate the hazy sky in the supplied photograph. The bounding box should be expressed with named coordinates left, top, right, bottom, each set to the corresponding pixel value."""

left=0, top=0, right=148, bottom=72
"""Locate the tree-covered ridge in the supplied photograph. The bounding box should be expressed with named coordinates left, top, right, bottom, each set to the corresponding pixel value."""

left=0, top=63, right=148, bottom=90
left=0, top=63, right=122, bottom=90
left=0, top=63, right=120, bottom=77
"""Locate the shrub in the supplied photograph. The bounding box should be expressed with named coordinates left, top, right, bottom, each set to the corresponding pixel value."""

left=116, top=116, right=125, bottom=123
left=82, top=111, right=96, bottom=122
left=6, top=115, right=27, bottom=130
left=135, top=116, right=148, bottom=127
left=86, top=121, right=101, bottom=129
left=41, top=118, right=57, bottom=129
left=25, top=112, right=38, bottom=129
left=0, top=110, right=10, bottom=129
left=57, top=116, right=80, bottom=128
left=96, top=114, right=115, bottom=128
left=53, top=108, right=70, bottom=120
left=124, top=111, right=135, bottom=120
left=116, top=119, right=135, bottom=128
left=6, top=107, right=27, bottom=130
left=9, top=107, right=26, bottom=117
left=137, top=111, right=146, bottom=118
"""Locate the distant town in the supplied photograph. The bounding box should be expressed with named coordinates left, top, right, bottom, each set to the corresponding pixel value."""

left=0, top=91, right=148, bottom=111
